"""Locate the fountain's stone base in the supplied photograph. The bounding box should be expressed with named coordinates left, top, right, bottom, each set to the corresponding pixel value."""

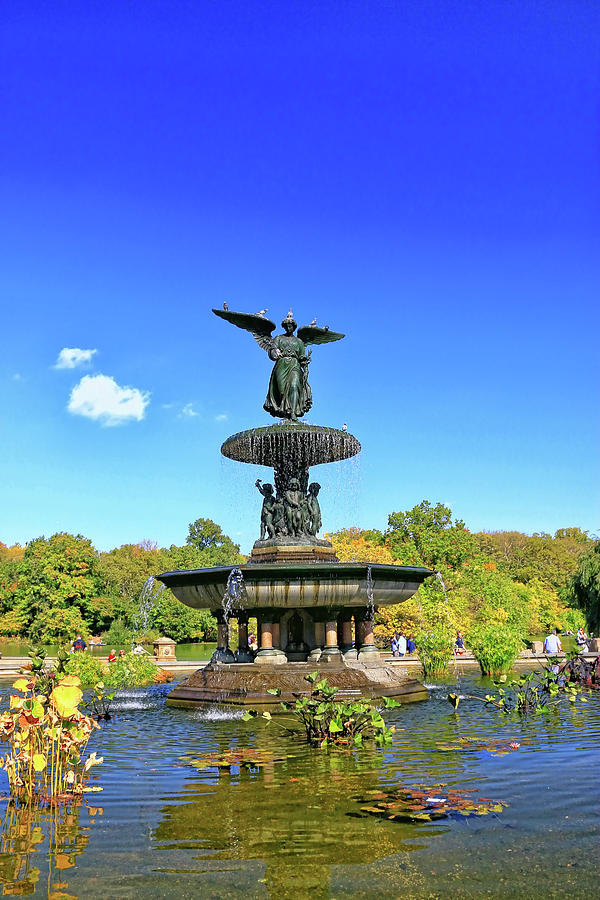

left=249, top=537, right=338, bottom=565
left=165, top=661, right=428, bottom=707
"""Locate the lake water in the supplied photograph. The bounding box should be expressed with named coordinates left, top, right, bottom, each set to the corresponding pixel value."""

left=0, top=641, right=218, bottom=660
left=0, top=673, right=598, bottom=898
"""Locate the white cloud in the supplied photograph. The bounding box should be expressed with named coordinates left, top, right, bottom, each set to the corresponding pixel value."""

left=179, top=403, right=199, bottom=418
left=214, top=413, right=228, bottom=422
left=55, top=348, right=97, bottom=369
left=11, top=373, right=22, bottom=382
left=68, top=374, right=150, bottom=426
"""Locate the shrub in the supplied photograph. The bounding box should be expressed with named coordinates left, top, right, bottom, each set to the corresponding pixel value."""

left=415, top=624, right=454, bottom=677
left=105, top=652, right=157, bottom=687
left=467, top=625, right=523, bottom=676
left=65, top=653, right=105, bottom=688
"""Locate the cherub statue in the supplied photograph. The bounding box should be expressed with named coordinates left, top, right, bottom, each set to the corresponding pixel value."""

left=284, top=477, right=305, bottom=537
left=255, top=479, right=276, bottom=540
left=212, top=308, right=344, bottom=420
left=306, top=482, right=322, bottom=536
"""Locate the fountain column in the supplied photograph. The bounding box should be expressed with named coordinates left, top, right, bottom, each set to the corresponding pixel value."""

left=255, top=609, right=286, bottom=665
left=340, top=609, right=357, bottom=659
left=309, top=612, right=326, bottom=661
left=211, top=610, right=235, bottom=664
left=235, top=611, right=254, bottom=663
left=320, top=607, right=342, bottom=662
left=357, top=609, right=379, bottom=660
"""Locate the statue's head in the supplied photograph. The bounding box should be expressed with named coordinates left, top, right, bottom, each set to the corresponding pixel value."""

left=289, top=477, right=300, bottom=489
left=281, top=314, right=297, bottom=334
left=263, top=483, right=274, bottom=495
left=308, top=482, right=321, bottom=496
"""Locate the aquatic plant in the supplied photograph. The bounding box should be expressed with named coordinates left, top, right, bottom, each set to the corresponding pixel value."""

left=180, top=748, right=282, bottom=771
left=355, top=783, right=508, bottom=823
left=243, top=672, right=401, bottom=748
left=82, top=681, right=115, bottom=720
left=467, top=624, right=523, bottom=676
left=0, top=674, right=102, bottom=803
left=448, top=658, right=586, bottom=714
left=415, top=624, right=454, bottom=676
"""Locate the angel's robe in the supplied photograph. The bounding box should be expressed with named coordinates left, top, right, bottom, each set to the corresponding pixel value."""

left=264, top=334, right=312, bottom=420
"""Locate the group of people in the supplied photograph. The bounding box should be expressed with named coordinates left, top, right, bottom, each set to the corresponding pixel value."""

left=390, top=632, right=416, bottom=657
left=72, top=634, right=146, bottom=662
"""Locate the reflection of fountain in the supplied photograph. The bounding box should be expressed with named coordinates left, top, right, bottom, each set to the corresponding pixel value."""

left=157, top=306, right=435, bottom=705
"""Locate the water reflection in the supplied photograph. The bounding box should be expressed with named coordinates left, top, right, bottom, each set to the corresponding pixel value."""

left=0, top=800, right=97, bottom=897
left=155, top=747, right=438, bottom=897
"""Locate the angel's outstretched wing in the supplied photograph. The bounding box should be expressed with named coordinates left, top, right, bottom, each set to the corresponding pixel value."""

left=212, top=309, right=277, bottom=352
left=297, top=324, right=345, bottom=346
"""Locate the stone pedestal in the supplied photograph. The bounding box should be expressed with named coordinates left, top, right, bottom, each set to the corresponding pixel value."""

left=153, top=636, right=176, bottom=660
left=531, top=641, right=544, bottom=654
left=588, top=638, right=600, bottom=652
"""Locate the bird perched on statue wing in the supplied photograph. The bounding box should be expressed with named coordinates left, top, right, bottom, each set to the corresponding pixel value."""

left=342, top=423, right=348, bottom=432
left=310, top=318, right=317, bottom=326
left=324, top=325, right=329, bottom=331
left=223, top=302, right=229, bottom=310
left=257, top=309, right=268, bottom=317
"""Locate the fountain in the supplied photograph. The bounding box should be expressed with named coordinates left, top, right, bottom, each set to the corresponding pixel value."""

left=157, top=307, right=434, bottom=705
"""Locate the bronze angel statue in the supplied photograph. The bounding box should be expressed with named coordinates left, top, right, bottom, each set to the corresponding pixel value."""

left=212, top=308, right=344, bottom=420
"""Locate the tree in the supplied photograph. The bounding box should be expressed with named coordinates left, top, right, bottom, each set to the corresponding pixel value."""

left=568, top=542, right=600, bottom=633
left=185, top=517, right=241, bottom=559
left=0, top=533, right=107, bottom=638
left=387, top=500, right=475, bottom=570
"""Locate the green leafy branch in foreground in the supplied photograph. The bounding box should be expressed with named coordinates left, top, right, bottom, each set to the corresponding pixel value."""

left=242, top=672, right=401, bottom=749
left=447, top=656, right=587, bottom=715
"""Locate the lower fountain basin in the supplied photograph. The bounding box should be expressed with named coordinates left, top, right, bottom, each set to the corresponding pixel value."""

left=156, top=562, right=434, bottom=612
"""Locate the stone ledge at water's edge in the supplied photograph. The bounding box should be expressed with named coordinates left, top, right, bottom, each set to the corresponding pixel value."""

left=165, top=659, right=428, bottom=707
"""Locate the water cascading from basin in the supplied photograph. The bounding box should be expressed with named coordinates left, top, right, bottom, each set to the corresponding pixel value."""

left=210, top=567, right=248, bottom=664
left=132, top=577, right=165, bottom=648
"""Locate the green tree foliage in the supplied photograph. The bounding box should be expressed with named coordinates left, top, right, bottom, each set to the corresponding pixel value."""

left=473, top=527, right=592, bottom=590
left=183, top=517, right=243, bottom=563
left=0, top=533, right=107, bottom=639
left=568, top=541, right=600, bottom=633
left=387, top=500, right=475, bottom=570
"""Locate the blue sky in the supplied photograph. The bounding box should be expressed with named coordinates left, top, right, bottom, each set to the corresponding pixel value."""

left=1, top=0, right=599, bottom=554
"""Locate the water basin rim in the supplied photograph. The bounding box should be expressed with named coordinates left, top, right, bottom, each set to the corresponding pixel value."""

left=156, top=562, right=435, bottom=587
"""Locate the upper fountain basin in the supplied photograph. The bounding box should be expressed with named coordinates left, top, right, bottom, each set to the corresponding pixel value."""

left=221, top=423, right=361, bottom=468
left=156, top=562, right=434, bottom=612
